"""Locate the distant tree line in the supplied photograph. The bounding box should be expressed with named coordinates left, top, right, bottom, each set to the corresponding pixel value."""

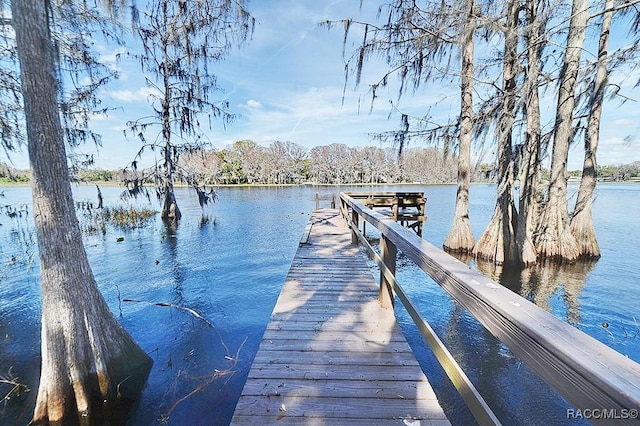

left=568, top=161, right=640, bottom=181
left=93, top=140, right=466, bottom=186
left=0, top=162, right=29, bottom=183
left=4, top=152, right=640, bottom=187
left=3, top=141, right=465, bottom=185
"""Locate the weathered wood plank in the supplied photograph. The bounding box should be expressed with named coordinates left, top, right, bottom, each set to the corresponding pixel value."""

left=231, top=209, right=448, bottom=424
left=268, top=292, right=378, bottom=302
left=251, top=338, right=413, bottom=354
left=234, top=396, right=448, bottom=420
left=268, top=312, right=379, bottom=322
left=232, top=415, right=451, bottom=426
left=246, top=364, right=425, bottom=382
left=287, top=268, right=371, bottom=274
left=265, top=319, right=398, bottom=332
left=239, top=378, right=435, bottom=399
left=266, top=315, right=385, bottom=325
left=261, top=329, right=407, bottom=342
left=251, top=350, right=420, bottom=367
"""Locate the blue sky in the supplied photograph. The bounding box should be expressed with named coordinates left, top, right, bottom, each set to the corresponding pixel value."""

left=63, top=0, right=408, bottom=171
left=7, top=0, right=640, bottom=171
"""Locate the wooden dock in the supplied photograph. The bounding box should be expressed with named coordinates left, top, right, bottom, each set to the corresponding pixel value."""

left=347, top=191, right=427, bottom=236
left=231, top=209, right=449, bottom=425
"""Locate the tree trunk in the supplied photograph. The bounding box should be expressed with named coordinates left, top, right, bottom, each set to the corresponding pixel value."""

left=443, top=0, right=475, bottom=254
left=12, top=1, right=153, bottom=424
left=474, top=0, right=519, bottom=264
left=571, top=0, right=613, bottom=259
left=160, top=86, right=181, bottom=223
left=161, top=181, right=181, bottom=223
left=160, top=2, right=181, bottom=224
left=535, top=0, right=587, bottom=261
left=515, top=0, right=545, bottom=265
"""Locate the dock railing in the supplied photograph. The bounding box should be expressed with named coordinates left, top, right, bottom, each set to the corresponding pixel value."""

left=340, top=191, right=640, bottom=426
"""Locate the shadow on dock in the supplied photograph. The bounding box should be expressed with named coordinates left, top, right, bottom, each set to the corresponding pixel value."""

left=231, top=209, right=449, bottom=424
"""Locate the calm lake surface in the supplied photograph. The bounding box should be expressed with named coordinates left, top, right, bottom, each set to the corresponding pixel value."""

left=0, top=183, right=638, bottom=425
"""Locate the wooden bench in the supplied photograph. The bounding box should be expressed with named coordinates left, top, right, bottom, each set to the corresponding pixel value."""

left=346, top=192, right=427, bottom=236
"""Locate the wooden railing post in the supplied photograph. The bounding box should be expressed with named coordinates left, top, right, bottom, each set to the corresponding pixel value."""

left=379, top=234, right=396, bottom=309
left=315, top=193, right=319, bottom=210
left=351, top=210, right=359, bottom=245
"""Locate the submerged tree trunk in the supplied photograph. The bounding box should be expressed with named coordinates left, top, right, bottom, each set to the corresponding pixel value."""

left=12, top=1, right=153, bottom=424
left=160, top=113, right=180, bottom=222
left=571, top=0, right=613, bottom=259
left=160, top=111, right=181, bottom=223
left=160, top=9, right=181, bottom=224
left=515, top=0, right=545, bottom=265
left=474, top=0, right=519, bottom=264
left=444, top=0, right=475, bottom=254
left=161, top=181, right=181, bottom=223
left=535, top=0, right=587, bottom=261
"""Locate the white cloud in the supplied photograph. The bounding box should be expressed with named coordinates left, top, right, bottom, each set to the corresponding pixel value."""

left=96, top=46, right=132, bottom=79
left=245, top=99, right=263, bottom=109
left=108, top=87, right=159, bottom=102
left=98, top=46, right=127, bottom=67
left=599, top=135, right=640, bottom=165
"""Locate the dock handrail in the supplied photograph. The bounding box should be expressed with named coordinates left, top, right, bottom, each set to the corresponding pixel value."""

left=340, top=192, right=640, bottom=426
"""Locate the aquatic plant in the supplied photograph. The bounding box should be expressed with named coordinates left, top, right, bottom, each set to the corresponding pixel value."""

left=77, top=204, right=158, bottom=233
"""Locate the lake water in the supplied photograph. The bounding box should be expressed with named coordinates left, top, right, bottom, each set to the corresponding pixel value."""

left=0, top=183, right=638, bottom=425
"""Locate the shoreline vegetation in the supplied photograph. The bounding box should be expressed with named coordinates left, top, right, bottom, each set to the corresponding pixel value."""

left=3, top=175, right=640, bottom=188
left=4, top=180, right=640, bottom=189
left=0, top=146, right=640, bottom=188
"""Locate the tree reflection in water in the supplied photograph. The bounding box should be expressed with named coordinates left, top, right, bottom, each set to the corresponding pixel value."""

left=430, top=255, right=599, bottom=424
left=472, top=257, right=597, bottom=326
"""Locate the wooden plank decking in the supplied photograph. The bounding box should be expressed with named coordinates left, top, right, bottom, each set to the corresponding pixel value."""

left=231, top=209, right=449, bottom=425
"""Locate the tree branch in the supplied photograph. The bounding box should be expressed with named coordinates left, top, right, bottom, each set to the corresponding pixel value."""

left=588, top=0, right=640, bottom=20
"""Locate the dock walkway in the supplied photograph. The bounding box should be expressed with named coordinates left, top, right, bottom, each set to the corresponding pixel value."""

left=231, top=209, right=449, bottom=425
